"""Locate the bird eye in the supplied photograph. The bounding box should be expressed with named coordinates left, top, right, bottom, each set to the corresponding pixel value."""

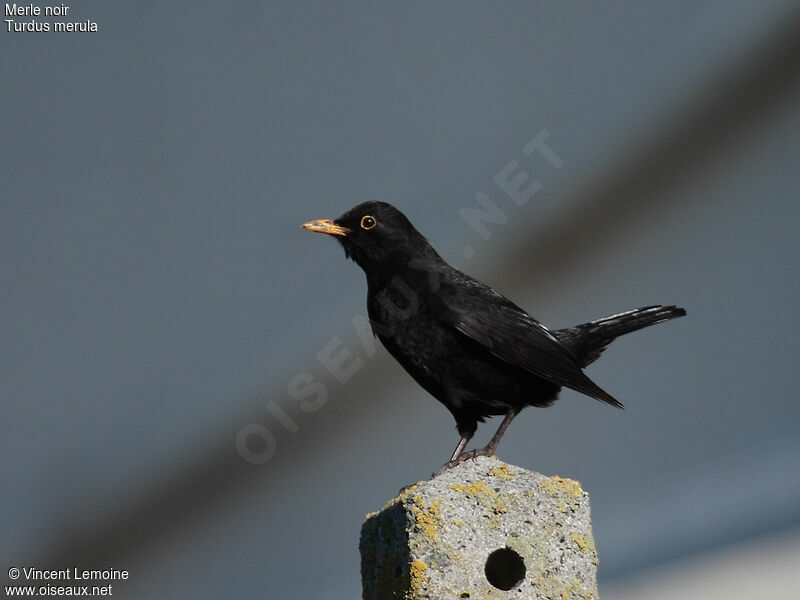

left=361, top=215, right=377, bottom=230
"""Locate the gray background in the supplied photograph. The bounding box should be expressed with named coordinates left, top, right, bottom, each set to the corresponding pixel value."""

left=2, top=1, right=799, bottom=598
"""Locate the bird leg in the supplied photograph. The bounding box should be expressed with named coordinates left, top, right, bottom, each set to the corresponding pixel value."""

left=448, top=434, right=473, bottom=463
left=476, top=407, right=520, bottom=458
left=431, top=433, right=473, bottom=477
left=434, top=408, right=520, bottom=476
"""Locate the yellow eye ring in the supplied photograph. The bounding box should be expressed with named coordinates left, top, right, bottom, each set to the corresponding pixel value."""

left=361, top=215, right=377, bottom=230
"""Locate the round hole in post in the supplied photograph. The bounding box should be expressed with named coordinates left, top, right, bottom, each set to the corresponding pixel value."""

left=484, top=547, right=526, bottom=591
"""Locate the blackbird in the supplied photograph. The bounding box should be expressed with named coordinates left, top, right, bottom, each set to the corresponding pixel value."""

left=303, top=201, right=685, bottom=472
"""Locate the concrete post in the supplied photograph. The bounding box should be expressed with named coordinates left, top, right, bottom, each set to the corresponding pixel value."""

left=360, top=455, right=599, bottom=599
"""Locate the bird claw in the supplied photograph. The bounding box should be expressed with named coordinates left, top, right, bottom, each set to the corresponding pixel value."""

left=432, top=462, right=456, bottom=478
left=432, top=447, right=496, bottom=477
left=457, top=447, right=496, bottom=462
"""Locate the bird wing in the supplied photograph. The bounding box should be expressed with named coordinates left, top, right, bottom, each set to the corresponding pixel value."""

left=435, top=277, right=622, bottom=408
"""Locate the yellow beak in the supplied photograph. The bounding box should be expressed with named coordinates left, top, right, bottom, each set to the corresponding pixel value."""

left=301, top=219, right=351, bottom=237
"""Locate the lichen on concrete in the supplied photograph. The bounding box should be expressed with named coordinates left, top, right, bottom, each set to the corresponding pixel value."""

left=360, top=456, right=599, bottom=599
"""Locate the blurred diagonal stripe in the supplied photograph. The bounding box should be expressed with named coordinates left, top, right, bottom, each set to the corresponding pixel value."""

left=20, top=3, right=800, bottom=577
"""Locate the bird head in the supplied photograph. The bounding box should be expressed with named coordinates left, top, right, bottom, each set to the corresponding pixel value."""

left=302, top=201, right=439, bottom=273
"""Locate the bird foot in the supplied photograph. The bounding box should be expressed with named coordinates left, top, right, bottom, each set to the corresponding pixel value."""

left=432, top=447, right=496, bottom=477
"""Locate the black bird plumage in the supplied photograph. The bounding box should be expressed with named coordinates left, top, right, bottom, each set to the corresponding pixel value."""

left=302, top=201, right=685, bottom=472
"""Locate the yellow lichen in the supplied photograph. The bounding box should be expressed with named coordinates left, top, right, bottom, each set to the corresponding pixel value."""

left=540, top=475, right=583, bottom=499
left=569, top=579, right=585, bottom=597
left=540, top=476, right=584, bottom=512
left=447, top=481, right=506, bottom=512
left=379, top=481, right=426, bottom=511
left=575, top=532, right=598, bottom=566
left=408, top=560, right=428, bottom=596
left=448, top=481, right=491, bottom=495
left=571, top=533, right=588, bottom=552
left=409, top=495, right=442, bottom=540
left=488, top=463, right=515, bottom=479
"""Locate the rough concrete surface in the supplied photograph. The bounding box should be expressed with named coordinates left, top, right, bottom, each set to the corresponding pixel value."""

left=360, top=456, right=598, bottom=599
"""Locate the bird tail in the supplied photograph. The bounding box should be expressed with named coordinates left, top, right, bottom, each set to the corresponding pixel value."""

left=555, top=305, right=686, bottom=368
